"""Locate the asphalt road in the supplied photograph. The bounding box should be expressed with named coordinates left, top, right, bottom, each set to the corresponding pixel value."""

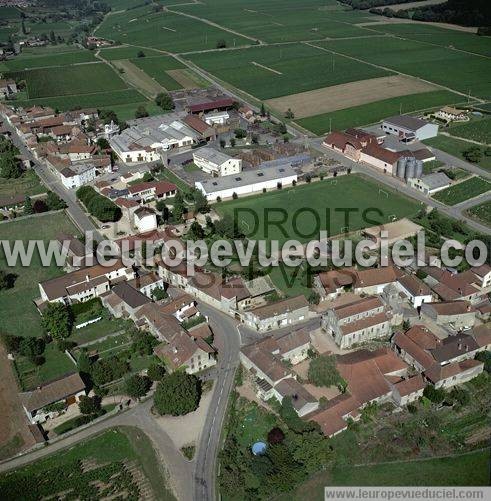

left=1, top=115, right=102, bottom=239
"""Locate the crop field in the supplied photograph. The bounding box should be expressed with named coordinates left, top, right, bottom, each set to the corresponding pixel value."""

left=367, top=23, right=491, bottom=57
left=0, top=428, right=175, bottom=501
left=8, top=62, right=128, bottom=99
left=296, top=90, right=462, bottom=134
left=424, top=136, right=491, bottom=171
left=432, top=176, right=491, bottom=206
left=448, top=117, right=491, bottom=145
left=3, top=50, right=97, bottom=71
left=97, top=7, right=251, bottom=53
left=132, top=56, right=187, bottom=91
left=215, top=175, right=422, bottom=245
left=188, top=43, right=388, bottom=100
left=317, top=37, right=491, bottom=100
left=468, top=201, right=491, bottom=227
left=267, top=75, right=438, bottom=119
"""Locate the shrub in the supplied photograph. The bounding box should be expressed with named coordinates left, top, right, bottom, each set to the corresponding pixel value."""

left=154, top=372, right=201, bottom=416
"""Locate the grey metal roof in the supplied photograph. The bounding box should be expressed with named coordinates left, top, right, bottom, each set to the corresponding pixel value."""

left=421, top=172, right=451, bottom=189
left=193, top=147, right=232, bottom=166
left=384, top=115, right=429, bottom=131
left=196, top=164, right=297, bottom=194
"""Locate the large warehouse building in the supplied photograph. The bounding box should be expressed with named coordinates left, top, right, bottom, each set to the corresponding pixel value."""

left=382, top=115, right=438, bottom=142
left=195, top=164, right=298, bottom=201
left=193, top=147, right=242, bottom=177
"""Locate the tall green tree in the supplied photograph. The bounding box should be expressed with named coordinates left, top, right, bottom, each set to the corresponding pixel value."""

left=41, top=303, right=73, bottom=340
left=154, top=372, right=200, bottom=416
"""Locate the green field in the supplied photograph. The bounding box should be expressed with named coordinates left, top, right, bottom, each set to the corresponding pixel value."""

left=0, top=212, right=78, bottom=338
left=3, top=50, right=97, bottom=71
left=99, top=45, right=162, bottom=60
left=368, top=23, right=491, bottom=58
left=0, top=427, right=176, bottom=501
left=9, top=62, right=129, bottom=99
left=296, top=90, right=462, bottom=135
left=467, top=201, right=491, bottom=227
left=448, top=116, right=491, bottom=145
left=132, top=55, right=186, bottom=90
left=0, top=5, right=20, bottom=19
left=424, top=135, right=491, bottom=171
left=188, top=43, right=388, bottom=100
left=215, top=175, right=422, bottom=244
left=97, top=7, right=251, bottom=53
left=432, top=176, right=491, bottom=206
left=318, top=37, right=490, bottom=100
left=283, top=450, right=490, bottom=499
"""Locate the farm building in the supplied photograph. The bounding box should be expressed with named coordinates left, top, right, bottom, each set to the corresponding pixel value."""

left=195, top=164, right=297, bottom=201
left=203, top=111, right=229, bottom=125
left=182, top=115, right=216, bottom=142
left=110, top=114, right=199, bottom=163
left=408, top=172, right=452, bottom=195
left=187, top=98, right=236, bottom=115
left=382, top=115, right=438, bottom=142
left=193, top=147, right=242, bottom=177
left=0, top=78, right=17, bottom=98
left=435, top=107, right=468, bottom=122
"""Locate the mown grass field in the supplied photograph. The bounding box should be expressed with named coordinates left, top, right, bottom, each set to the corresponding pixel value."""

left=424, top=135, right=491, bottom=171
left=132, top=56, right=186, bottom=91
left=468, top=200, right=491, bottom=227
left=97, top=6, right=251, bottom=53
left=296, top=90, right=461, bottom=135
left=0, top=212, right=78, bottom=339
left=188, top=43, right=388, bottom=100
left=317, top=37, right=490, bottom=100
left=448, top=116, right=491, bottom=145
left=432, top=176, right=491, bottom=206
left=0, top=428, right=176, bottom=501
left=0, top=170, right=45, bottom=199
left=9, top=62, right=128, bottom=99
left=215, top=174, right=422, bottom=244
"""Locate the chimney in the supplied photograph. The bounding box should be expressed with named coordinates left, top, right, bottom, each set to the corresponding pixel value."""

left=86, top=274, right=90, bottom=282
left=458, top=342, right=462, bottom=350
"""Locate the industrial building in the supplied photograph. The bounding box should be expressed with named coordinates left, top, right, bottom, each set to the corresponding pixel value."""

left=195, top=164, right=298, bottom=201
left=109, top=114, right=199, bottom=163
left=193, top=147, right=242, bottom=177
left=382, top=115, right=438, bottom=142
left=408, top=172, right=452, bottom=195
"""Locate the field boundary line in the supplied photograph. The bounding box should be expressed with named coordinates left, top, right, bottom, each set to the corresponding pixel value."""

left=251, top=61, right=282, bottom=75
left=304, top=41, right=484, bottom=103
left=441, top=131, right=490, bottom=147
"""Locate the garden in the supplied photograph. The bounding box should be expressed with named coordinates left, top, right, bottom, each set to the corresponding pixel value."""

left=432, top=176, right=491, bottom=206
left=467, top=201, right=491, bottom=227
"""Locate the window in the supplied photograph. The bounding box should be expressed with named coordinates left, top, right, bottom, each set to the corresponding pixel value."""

left=235, top=177, right=242, bottom=181
left=212, top=182, right=218, bottom=186
left=279, top=168, right=285, bottom=172
left=257, top=172, right=264, bottom=177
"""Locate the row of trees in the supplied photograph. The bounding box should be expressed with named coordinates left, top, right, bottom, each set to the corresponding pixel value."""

left=76, top=185, right=121, bottom=222
left=0, top=137, right=23, bottom=179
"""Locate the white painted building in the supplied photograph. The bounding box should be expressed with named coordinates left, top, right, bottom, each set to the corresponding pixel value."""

left=382, top=115, right=438, bottom=142
left=203, top=111, right=229, bottom=125
left=134, top=207, right=157, bottom=233
left=195, top=164, right=298, bottom=202
left=60, top=163, right=97, bottom=190
left=408, top=172, right=452, bottom=195
left=193, top=147, right=242, bottom=177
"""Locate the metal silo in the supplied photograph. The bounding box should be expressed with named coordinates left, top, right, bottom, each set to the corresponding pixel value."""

left=415, top=159, right=423, bottom=179
left=405, top=157, right=416, bottom=180
left=396, top=157, right=406, bottom=178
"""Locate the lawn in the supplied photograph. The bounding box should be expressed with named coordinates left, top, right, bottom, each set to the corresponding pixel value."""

left=188, top=43, right=389, bottom=100
left=432, top=176, right=490, bottom=206
left=0, top=170, right=45, bottom=199
left=72, top=332, right=131, bottom=361
left=132, top=56, right=186, bottom=91
left=467, top=201, right=491, bottom=227
left=8, top=62, right=129, bottom=99
left=215, top=175, right=422, bottom=245
left=318, top=37, right=491, bottom=100
left=296, top=90, right=462, bottom=135
left=424, top=135, right=491, bottom=171
left=99, top=45, right=163, bottom=60
left=71, top=315, right=130, bottom=345
left=283, top=450, right=490, bottom=498
left=0, top=427, right=176, bottom=501
left=448, top=116, right=491, bottom=145
left=156, top=168, right=191, bottom=192
left=0, top=212, right=79, bottom=338
left=14, top=343, right=75, bottom=391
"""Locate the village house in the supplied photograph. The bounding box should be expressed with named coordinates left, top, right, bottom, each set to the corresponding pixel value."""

left=134, top=206, right=158, bottom=233
left=20, top=373, right=86, bottom=424
left=391, top=375, right=426, bottom=406
left=424, top=359, right=484, bottom=389
left=420, top=301, right=476, bottom=330
left=241, top=295, right=310, bottom=332
left=193, top=147, right=242, bottom=177
left=395, top=274, right=433, bottom=308
left=134, top=302, right=183, bottom=342
left=435, top=106, right=468, bottom=122
left=56, top=232, right=93, bottom=270
left=102, top=281, right=151, bottom=319
left=154, top=330, right=216, bottom=374
left=322, top=296, right=391, bottom=349
left=159, top=292, right=199, bottom=323
left=37, top=259, right=133, bottom=305
left=127, top=181, right=177, bottom=203
left=127, top=271, right=164, bottom=298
